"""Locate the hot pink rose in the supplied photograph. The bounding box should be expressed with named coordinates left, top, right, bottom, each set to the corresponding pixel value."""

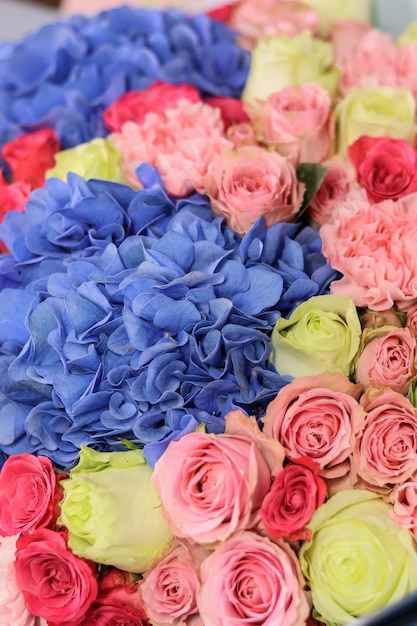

left=262, top=372, right=365, bottom=479
left=261, top=457, right=327, bottom=542
left=141, top=540, right=208, bottom=626
left=0, top=453, right=57, bottom=535
left=15, top=529, right=98, bottom=625
left=204, top=96, right=249, bottom=130
left=110, top=100, right=232, bottom=197
left=197, top=531, right=310, bottom=626
left=204, top=146, right=304, bottom=235
left=0, top=534, right=40, bottom=626
left=389, top=480, right=417, bottom=539
left=230, top=0, right=319, bottom=50
left=353, top=389, right=417, bottom=491
left=252, top=83, right=334, bottom=165
left=152, top=431, right=271, bottom=544
left=0, top=129, right=60, bottom=189
left=348, top=136, right=417, bottom=203
left=0, top=171, right=30, bottom=252
left=321, top=187, right=417, bottom=310
left=354, top=326, right=417, bottom=394
left=76, top=568, right=148, bottom=626
left=103, top=81, right=201, bottom=132
left=307, top=156, right=355, bottom=226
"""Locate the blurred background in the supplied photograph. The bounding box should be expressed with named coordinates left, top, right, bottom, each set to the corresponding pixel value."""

left=2, top=0, right=417, bottom=41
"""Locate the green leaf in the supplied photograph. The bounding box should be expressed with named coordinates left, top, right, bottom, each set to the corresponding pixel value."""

left=296, top=162, right=328, bottom=219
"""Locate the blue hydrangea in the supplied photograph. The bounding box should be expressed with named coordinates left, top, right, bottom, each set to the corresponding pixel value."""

left=0, top=7, right=250, bottom=149
left=0, top=166, right=339, bottom=469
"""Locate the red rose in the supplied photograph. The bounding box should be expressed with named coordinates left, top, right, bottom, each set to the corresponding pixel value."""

left=103, top=80, right=201, bottom=132
left=78, top=601, right=149, bottom=626
left=1, top=129, right=60, bottom=189
left=261, top=457, right=327, bottom=541
left=15, top=528, right=98, bottom=625
left=204, top=96, right=250, bottom=129
left=348, top=136, right=417, bottom=203
left=0, top=452, right=57, bottom=535
left=206, top=3, right=238, bottom=23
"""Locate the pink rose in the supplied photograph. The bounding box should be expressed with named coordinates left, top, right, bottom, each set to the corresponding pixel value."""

left=406, top=303, right=417, bottom=337
left=251, top=83, right=334, bottom=165
left=262, top=372, right=365, bottom=479
left=110, top=100, right=232, bottom=197
left=226, top=122, right=259, bottom=148
left=204, top=146, right=304, bottom=235
left=204, top=96, right=249, bottom=130
left=307, top=156, right=355, bottom=226
left=261, top=457, right=327, bottom=542
left=152, top=431, right=271, bottom=544
left=103, top=81, right=201, bottom=132
left=389, top=480, right=417, bottom=539
left=230, top=0, right=319, bottom=50
left=0, top=534, right=40, bottom=626
left=353, top=389, right=417, bottom=491
left=0, top=453, right=57, bottom=535
left=141, top=540, right=208, bottom=626
left=348, top=136, right=417, bottom=203
left=321, top=187, right=417, bottom=310
left=354, top=326, right=417, bottom=394
left=360, top=308, right=403, bottom=330
left=197, top=531, right=310, bottom=626
left=15, top=529, right=98, bottom=625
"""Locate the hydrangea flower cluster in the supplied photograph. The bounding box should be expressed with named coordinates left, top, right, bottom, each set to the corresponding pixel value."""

left=0, top=7, right=250, bottom=149
left=0, top=164, right=336, bottom=469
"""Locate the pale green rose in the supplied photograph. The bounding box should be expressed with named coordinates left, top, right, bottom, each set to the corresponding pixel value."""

left=270, top=295, right=361, bottom=378
left=398, top=22, right=417, bottom=47
left=46, top=138, right=128, bottom=184
left=336, top=86, right=417, bottom=155
left=242, top=32, right=340, bottom=108
left=300, top=0, right=371, bottom=35
left=299, top=490, right=417, bottom=625
left=59, top=446, right=173, bottom=573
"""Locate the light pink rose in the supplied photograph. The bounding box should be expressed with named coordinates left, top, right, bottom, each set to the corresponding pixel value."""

left=204, top=146, right=304, bottom=235
left=406, top=303, right=417, bottom=337
left=354, top=326, right=417, bottom=394
left=226, top=122, right=259, bottom=148
left=389, top=480, right=417, bottom=540
left=321, top=186, right=417, bottom=310
left=231, top=0, right=319, bottom=50
left=308, top=156, right=355, bottom=226
left=0, top=534, right=41, bottom=626
left=152, top=431, right=271, bottom=544
left=110, top=100, right=232, bottom=197
left=141, top=540, right=209, bottom=626
left=0, top=453, right=57, bottom=536
left=353, top=389, right=417, bottom=491
left=262, top=372, right=365, bottom=479
left=360, top=308, right=403, bottom=330
left=15, top=529, right=98, bottom=625
left=251, top=83, right=335, bottom=165
left=197, top=531, right=310, bottom=626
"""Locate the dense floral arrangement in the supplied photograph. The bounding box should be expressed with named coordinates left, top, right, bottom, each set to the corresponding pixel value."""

left=1, top=0, right=417, bottom=625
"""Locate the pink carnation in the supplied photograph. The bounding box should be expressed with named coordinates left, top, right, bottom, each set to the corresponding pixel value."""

left=337, top=29, right=399, bottom=97
left=330, top=20, right=372, bottom=64
left=110, top=100, right=231, bottom=197
left=321, top=187, right=417, bottom=310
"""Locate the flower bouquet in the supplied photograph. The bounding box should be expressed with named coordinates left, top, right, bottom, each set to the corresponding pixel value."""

left=1, top=0, right=417, bottom=624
